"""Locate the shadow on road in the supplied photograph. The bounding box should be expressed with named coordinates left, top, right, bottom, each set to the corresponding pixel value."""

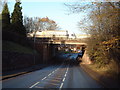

left=2, top=53, right=82, bottom=80
left=50, top=54, right=82, bottom=67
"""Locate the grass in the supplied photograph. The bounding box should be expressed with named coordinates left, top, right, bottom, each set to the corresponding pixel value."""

left=3, top=41, right=36, bottom=54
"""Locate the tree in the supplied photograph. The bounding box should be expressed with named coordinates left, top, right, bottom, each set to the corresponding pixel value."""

left=40, top=17, right=59, bottom=30
left=24, top=16, right=34, bottom=33
left=11, top=0, right=26, bottom=37
left=2, top=3, right=10, bottom=29
left=24, top=16, right=59, bottom=34
left=24, top=17, right=41, bottom=34
left=66, top=2, right=120, bottom=42
left=66, top=2, right=120, bottom=66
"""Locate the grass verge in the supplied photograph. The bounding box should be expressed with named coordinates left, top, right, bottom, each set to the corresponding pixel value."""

left=3, top=40, right=36, bottom=54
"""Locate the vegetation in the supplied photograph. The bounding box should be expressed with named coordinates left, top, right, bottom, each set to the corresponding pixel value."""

left=1, top=0, right=35, bottom=52
left=3, top=41, right=35, bottom=54
left=2, top=3, right=10, bottom=30
left=66, top=2, right=120, bottom=77
left=2, top=0, right=27, bottom=44
left=11, top=0, right=26, bottom=37
left=24, top=16, right=59, bottom=34
left=1, top=1, right=59, bottom=54
left=86, top=2, right=120, bottom=68
left=1, top=0, right=62, bottom=72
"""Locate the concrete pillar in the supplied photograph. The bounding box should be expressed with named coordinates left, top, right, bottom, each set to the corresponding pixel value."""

left=82, top=51, right=92, bottom=64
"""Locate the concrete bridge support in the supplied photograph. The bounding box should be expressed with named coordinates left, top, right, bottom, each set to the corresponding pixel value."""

left=81, top=51, right=92, bottom=64
left=35, top=43, right=57, bottom=64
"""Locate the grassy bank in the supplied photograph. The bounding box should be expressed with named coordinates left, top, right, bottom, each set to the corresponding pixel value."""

left=3, top=40, right=36, bottom=54
left=2, top=40, right=42, bottom=72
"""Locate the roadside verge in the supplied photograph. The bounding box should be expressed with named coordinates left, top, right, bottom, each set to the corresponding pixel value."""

left=80, top=64, right=119, bottom=88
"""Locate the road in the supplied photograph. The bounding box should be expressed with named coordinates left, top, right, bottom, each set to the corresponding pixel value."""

left=2, top=53, right=103, bottom=88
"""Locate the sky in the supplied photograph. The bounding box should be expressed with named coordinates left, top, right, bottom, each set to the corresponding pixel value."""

left=7, top=0, right=89, bottom=34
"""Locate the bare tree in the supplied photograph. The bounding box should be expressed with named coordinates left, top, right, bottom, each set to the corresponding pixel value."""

left=65, top=2, right=120, bottom=67
left=39, top=17, right=59, bottom=30
left=24, top=16, right=59, bottom=34
left=24, top=17, right=42, bottom=34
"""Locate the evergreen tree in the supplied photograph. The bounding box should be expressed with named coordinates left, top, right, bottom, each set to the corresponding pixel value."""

left=11, top=0, right=26, bottom=37
left=2, top=3, right=10, bottom=29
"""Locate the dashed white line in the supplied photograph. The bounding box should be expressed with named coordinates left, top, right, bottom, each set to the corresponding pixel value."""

left=29, top=82, right=40, bottom=88
left=66, top=68, right=69, bottom=72
left=42, top=77, right=47, bottom=80
left=65, top=71, right=67, bottom=74
left=59, top=83, right=64, bottom=88
left=64, top=74, right=67, bottom=77
left=29, top=64, right=65, bottom=88
left=62, top=78, right=65, bottom=82
left=52, top=72, right=54, bottom=74
left=59, top=65, right=69, bottom=89
left=48, top=73, right=51, bottom=76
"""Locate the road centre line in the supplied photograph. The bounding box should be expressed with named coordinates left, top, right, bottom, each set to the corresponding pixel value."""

left=64, top=74, right=67, bottom=77
left=48, top=73, right=52, bottom=76
left=59, top=65, right=69, bottom=88
left=59, top=83, right=63, bottom=88
left=65, top=68, right=68, bottom=75
left=29, top=65, right=62, bottom=88
left=67, top=67, right=69, bottom=71
left=65, top=72, right=67, bottom=75
left=62, top=78, right=65, bottom=82
left=42, top=66, right=61, bottom=80
left=29, top=82, right=40, bottom=88
left=42, top=77, right=47, bottom=80
left=55, top=69, right=58, bottom=71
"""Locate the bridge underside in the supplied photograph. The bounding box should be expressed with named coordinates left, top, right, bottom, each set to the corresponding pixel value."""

left=53, top=42, right=87, bottom=45
left=29, top=37, right=87, bottom=63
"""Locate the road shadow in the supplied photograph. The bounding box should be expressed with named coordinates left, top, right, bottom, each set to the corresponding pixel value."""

left=50, top=54, right=82, bottom=68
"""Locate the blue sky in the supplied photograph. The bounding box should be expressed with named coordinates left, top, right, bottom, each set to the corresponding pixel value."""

left=7, top=1, right=88, bottom=34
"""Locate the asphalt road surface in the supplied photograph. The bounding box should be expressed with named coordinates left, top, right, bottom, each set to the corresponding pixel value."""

left=2, top=53, right=103, bottom=88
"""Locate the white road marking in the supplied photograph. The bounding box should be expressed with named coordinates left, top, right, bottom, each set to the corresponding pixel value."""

left=42, top=65, right=61, bottom=81
left=42, top=77, right=47, bottom=80
left=29, top=82, right=39, bottom=88
left=48, top=73, right=51, bottom=76
left=64, top=74, right=67, bottom=77
left=59, top=65, right=69, bottom=88
left=62, top=78, right=65, bottom=82
left=59, top=83, right=63, bottom=88
left=66, top=68, right=69, bottom=72
left=66, top=71, right=67, bottom=74
left=65, top=68, right=68, bottom=75
left=30, top=64, right=64, bottom=88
